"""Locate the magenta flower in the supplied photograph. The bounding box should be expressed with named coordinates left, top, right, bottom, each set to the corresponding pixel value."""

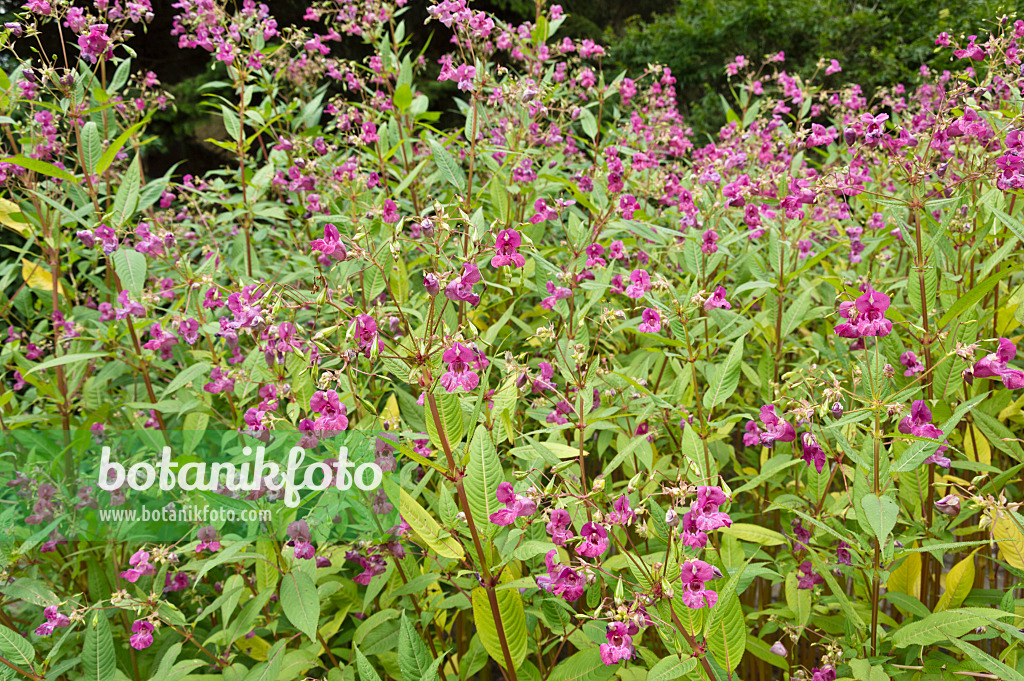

left=743, top=421, right=763, bottom=447
left=577, top=522, right=609, bottom=557
left=536, top=549, right=585, bottom=600
left=898, top=400, right=950, bottom=468
left=439, top=343, right=480, bottom=392
left=688, top=486, right=732, bottom=532
left=163, top=572, right=191, bottom=593
left=758, top=405, right=796, bottom=446
left=286, top=519, right=316, bottom=560
left=310, top=223, right=347, bottom=262
left=541, top=281, right=572, bottom=309
left=310, top=389, right=349, bottom=434
left=972, top=338, right=1024, bottom=389
left=532, top=361, right=557, bottom=393
left=129, top=620, right=154, bottom=650
left=354, top=550, right=387, bottom=584
left=638, top=308, right=661, bottom=333
left=352, top=314, right=382, bottom=358
left=900, top=351, right=925, bottom=377
left=34, top=606, right=70, bottom=636
left=445, top=263, right=482, bottom=306
left=488, top=482, right=536, bottom=525
left=812, top=666, right=837, bottom=681
left=203, top=367, right=235, bottom=394
left=606, top=494, right=635, bottom=526
left=800, top=432, right=827, bottom=473
left=624, top=269, right=650, bottom=300
left=196, top=526, right=221, bottom=553
left=797, top=561, right=824, bottom=589
left=679, top=559, right=719, bottom=609
left=600, top=621, right=638, bottom=665
left=120, top=549, right=156, bottom=582
left=701, top=228, right=719, bottom=254
left=705, top=286, right=731, bottom=311
left=491, top=229, right=525, bottom=268
left=78, top=23, right=111, bottom=63
left=836, top=541, right=852, bottom=566
left=546, top=509, right=574, bottom=545
left=834, top=286, right=892, bottom=338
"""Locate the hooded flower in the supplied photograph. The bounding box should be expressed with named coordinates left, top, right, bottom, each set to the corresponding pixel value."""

left=758, top=405, right=796, bottom=446
left=606, top=495, right=635, bottom=526
left=310, top=223, right=347, bottom=262
left=536, top=549, right=586, bottom=600
left=439, top=343, right=480, bottom=392
left=800, top=432, right=827, bottom=473
left=898, top=400, right=950, bottom=468
left=577, top=522, right=609, bottom=557
left=119, top=549, right=156, bottom=582
left=34, top=606, right=71, bottom=636
left=488, top=482, right=536, bottom=525
left=638, top=308, right=661, bottom=333
left=600, top=621, right=638, bottom=665
left=797, top=561, right=824, bottom=589
left=491, top=229, right=526, bottom=268
left=900, top=351, right=925, bottom=377
left=679, top=559, right=719, bottom=609
left=129, top=620, right=154, bottom=650
left=624, top=269, right=650, bottom=300
left=445, top=262, right=482, bottom=306
left=546, top=508, right=574, bottom=545
left=972, top=338, right=1024, bottom=389
left=704, top=286, right=731, bottom=311
left=834, top=286, right=892, bottom=338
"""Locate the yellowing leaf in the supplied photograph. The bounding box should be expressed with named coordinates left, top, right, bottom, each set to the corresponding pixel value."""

left=399, top=488, right=465, bottom=560
left=963, top=425, right=991, bottom=465
left=935, top=550, right=977, bottom=612
left=994, top=514, right=1024, bottom=570
left=382, top=393, right=400, bottom=425
left=0, top=198, right=28, bottom=235
left=21, top=259, right=64, bottom=295
left=887, top=550, right=921, bottom=600
left=236, top=634, right=271, bottom=660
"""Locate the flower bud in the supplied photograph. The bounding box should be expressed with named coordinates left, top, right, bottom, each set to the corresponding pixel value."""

left=831, top=402, right=843, bottom=419
left=934, top=495, right=961, bottom=517
left=769, top=641, right=787, bottom=656
left=665, top=508, right=679, bottom=528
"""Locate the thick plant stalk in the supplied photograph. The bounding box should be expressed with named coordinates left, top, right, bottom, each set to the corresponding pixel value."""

left=425, top=393, right=519, bottom=681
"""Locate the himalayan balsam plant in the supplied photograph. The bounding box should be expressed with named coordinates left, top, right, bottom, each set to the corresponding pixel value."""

left=1, top=1, right=1024, bottom=681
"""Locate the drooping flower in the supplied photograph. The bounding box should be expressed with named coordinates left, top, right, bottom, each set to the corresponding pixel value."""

left=797, top=561, right=824, bottom=589
left=704, top=286, right=731, bottom=311
left=742, top=421, right=763, bottom=447
left=196, top=526, right=220, bottom=553
left=689, top=486, right=732, bottom=532
left=129, top=620, right=154, bottom=650
left=491, top=229, right=525, bottom=268
left=541, top=280, right=572, bottom=309
left=900, top=350, right=925, bottom=377
left=488, top=482, right=536, bottom=525
left=800, top=432, right=827, bottom=473
left=679, top=559, right=719, bottom=609
left=606, top=495, right=635, bottom=526
left=600, top=621, right=638, bottom=665
left=546, top=509, right=574, bottom=545
left=898, top=400, right=950, bottom=468
left=286, top=519, right=316, bottom=560
left=811, top=666, right=837, bottom=681
left=310, top=223, right=347, bottom=263
left=758, top=405, right=796, bottom=446
left=119, top=549, right=156, bottom=582
left=624, top=269, right=650, bottom=300
left=638, top=308, right=661, bottom=333
left=445, top=263, right=482, bottom=306
left=310, top=389, right=349, bottom=434
left=536, top=549, right=585, bottom=601
left=78, top=23, right=111, bottom=63
left=163, top=572, right=191, bottom=593
left=352, top=314, right=382, bottom=358
left=439, top=343, right=480, bottom=392
left=835, top=541, right=852, bottom=566
left=577, top=522, right=609, bottom=557
left=834, top=286, right=892, bottom=338
left=935, top=495, right=961, bottom=517
left=972, top=338, right=1024, bottom=389
left=34, top=606, right=71, bottom=636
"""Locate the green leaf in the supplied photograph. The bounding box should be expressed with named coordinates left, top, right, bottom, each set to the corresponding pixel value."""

left=82, top=121, right=102, bottom=174
left=465, top=425, right=504, bottom=539
left=1, top=577, right=58, bottom=606
left=280, top=571, right=319, bottom=643
left=646, top=655, right=697, bottom=681
left=399, top=488, right=464, bottom=560
left=719, top=523, right=785, bottom=546
left=96, top=119, right=148, bottom=175
left=429, top=140, right=466, bottom=193
left=424, top=392, right=463, bottom=451
left=82, top=613, right=116, bottom=681
left=547, top=648, right=616, bottom=681
left=2, top=155, right=77, bottom=183
left=111, top=155, right=141, bottom=226
left=890, top=608, right=1010, bottom=648
left=859, top=494, right=898, bottom=543
left=112, top=247, right=147, bottom=298
left=703, top=334, right=745, bottom=410
left=937, top=267, right=1016, bottom=329
left=162, top=362, right=212, bottom=399
left=949, top=638, right=1024, bottom=681
left=24, top=351, right=108, bottom=377
left=705, top=593, right=746, bottom=672
left=471, top=578, right=527, bottom=671
left=355, top=647, right=382, bottom=681
left=399, top=612, right=438, bottom=681
left=0, top=624, right=34, bottom=678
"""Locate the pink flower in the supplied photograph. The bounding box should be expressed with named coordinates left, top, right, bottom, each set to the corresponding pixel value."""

left=758, top=405, right=796, bottom=446
left=488, top=482, right=536, bottom=525
left=898, top=401, right=950, bottom=468
left=541, top=280, right=572, bottom=309
left=78, top=23, right=111, bottom=63
left=536, top=549, right=585, bottom=600
left=743, top=420, right=763, bottom=447
left=34, top=606, right=70, bottom=636
left=445, top=263, right=482, bottom=306
left=624, top=269, right=650, bottom=300
left=606, top=494, right=635, bottom=525
left=900, top=351, right=925, bottom=377
left=120, top=549, right=156, bottom=582
left=825, top=59, right=841, bottom=75
left=834, top=286, right=892, bottom=338
left=797, top=561, right=824, bottom=589
left=972, top=338, right=1024, bottom=389
left=546, top=509, right=574, bottom=545
left=310, top=389, right=349, bottom=434
left=196, top=526, right=220, bottom=553
left=310, top=223, right=347, bottom=263
left=600, top=621, right=638, bottom=665
left=679, top=559, right=719, bottom=609
left=440, top=343, right=480, bottom=392
left=129, top=620, right=154, bottom=650
left=577, top=522, right=609, bottom=557
left=687, top=486, right=732, bottom=534
left=705, top=286, right=731, bottom=311
left=801, top=432, right=826, bottom=473
left=638, top=308, right=661, bottom=333
left=491, top=229, right=525, bottom=268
